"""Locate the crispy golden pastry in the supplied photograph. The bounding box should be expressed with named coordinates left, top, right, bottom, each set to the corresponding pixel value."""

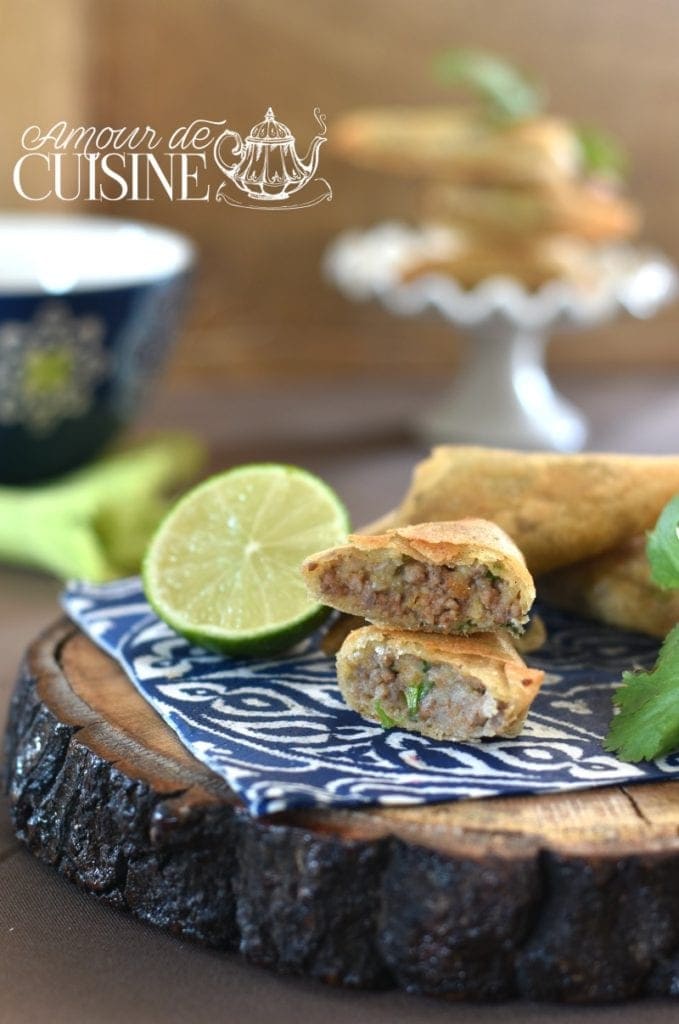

left=540, top=537, right=679, bottom=639
left=320, top=611, right=545, bottom=656
left=302, top=519, right=536, bottom=635
left=423, top=180, right=640, bottom=243
left=331, top=107, right=581, bottom=186
left=399, top=233, right=599, bottom=290
left=384, top=447, right=679, bottom=577
left=336, top=625, right=544, bottom=741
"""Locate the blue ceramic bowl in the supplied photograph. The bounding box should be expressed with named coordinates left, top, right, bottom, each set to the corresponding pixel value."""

left=0, top=213, right=195, bottom=484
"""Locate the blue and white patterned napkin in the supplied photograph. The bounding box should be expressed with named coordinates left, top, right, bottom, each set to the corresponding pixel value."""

left=61, top=578, right=679, bottom=817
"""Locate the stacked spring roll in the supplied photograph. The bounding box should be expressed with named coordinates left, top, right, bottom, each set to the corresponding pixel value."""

left=332, top=54, right=640, bottom=291
left=364, top=446, right=679, bottom=640
left=302, top=519, right=544, bottom=742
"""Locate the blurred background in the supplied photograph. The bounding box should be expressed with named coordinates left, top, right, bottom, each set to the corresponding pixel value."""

left=3, top=0, right=679, bottom=396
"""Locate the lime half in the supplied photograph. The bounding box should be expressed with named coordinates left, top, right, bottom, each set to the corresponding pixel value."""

left=142, top=463, right=349, bottom=656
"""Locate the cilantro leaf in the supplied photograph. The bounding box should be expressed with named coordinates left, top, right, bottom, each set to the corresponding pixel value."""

left=433, top=49, right=545, bottom=122
left=404, top=678, right=434, bottom=718
left=646, top=494, right=679, bottom=590
left=604, top=624, right=679, bottom=762
left=576, top=125, right=628, bottom=180
left=375, top=700, right=398, bottom=729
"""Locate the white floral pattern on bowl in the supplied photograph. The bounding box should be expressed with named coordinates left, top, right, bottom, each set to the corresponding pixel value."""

left=0, top=302, right=108, bottom=435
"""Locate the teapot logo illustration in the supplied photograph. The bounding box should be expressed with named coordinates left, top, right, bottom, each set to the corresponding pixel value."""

left=213, top=107, right=332, bottom=209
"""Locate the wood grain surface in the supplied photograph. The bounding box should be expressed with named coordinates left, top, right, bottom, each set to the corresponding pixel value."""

left=7, top=619, right=679, bottom=1002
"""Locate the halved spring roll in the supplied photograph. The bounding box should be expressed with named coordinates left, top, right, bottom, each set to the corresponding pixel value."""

left=337, top=626, right=544, bottom=741
left=302, top=518, right=535, bottom=635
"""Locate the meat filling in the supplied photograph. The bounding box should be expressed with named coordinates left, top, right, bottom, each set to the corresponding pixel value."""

left=347, top=647, right=507, bottom=740
left=318, top=551, right=525, bottom=633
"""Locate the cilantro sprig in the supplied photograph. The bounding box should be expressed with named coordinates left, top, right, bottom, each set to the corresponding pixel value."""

left=604, top=495, right=679, bottom=762
left=432, top=49, right=629, bottom=180
left=604, top=626, right=679, bottom=762
left=433, top=49, right=545, bottom=122
left=575, top=125, right=628, bottom=180
left=646, top=494, right=679, bottom=590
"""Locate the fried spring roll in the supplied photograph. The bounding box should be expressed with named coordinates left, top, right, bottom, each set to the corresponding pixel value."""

left=423, top=181, right=640, bottom=243
left=302, top=519, right=535, bottom=635
left=540, top=536, right=679, bottom=639
left=331, top=107, right=580, bottom=186
left=320, top=611, right=546, bottom=656
left=388, top=447, right=679, bottom=576
left=337, top=626, right=544, bottom=741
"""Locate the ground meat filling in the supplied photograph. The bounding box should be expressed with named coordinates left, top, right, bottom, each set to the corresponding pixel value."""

left=319, top=551, right=525, bottom=632
left=351, top=647, right=507, bottom=740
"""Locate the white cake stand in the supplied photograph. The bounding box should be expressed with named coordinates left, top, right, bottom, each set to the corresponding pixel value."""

left=324, top=224, right=678, bottom=451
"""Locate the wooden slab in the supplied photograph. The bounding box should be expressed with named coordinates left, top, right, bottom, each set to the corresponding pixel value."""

left=6, top=619, right=679, bottom=1002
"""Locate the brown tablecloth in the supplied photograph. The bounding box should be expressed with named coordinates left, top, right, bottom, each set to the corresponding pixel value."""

left=2, top=374, right=679, bottom=1023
